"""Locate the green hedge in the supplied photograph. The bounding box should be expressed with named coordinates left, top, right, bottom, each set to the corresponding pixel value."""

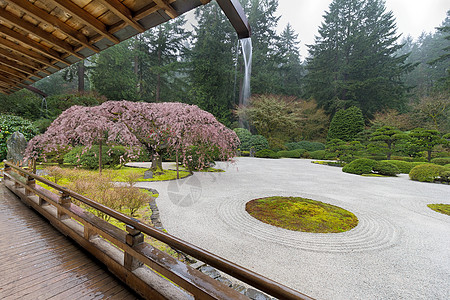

left=430, top=157, right=450, bottom=166
left=255, top=149, right=280, bottom=159
left=277, top=150, right=302, bottom=158
left=409, top=164, right=449, bottom=182
left=373, top=161, right=400, bottom=176
left=342, top=158, right=376, bottom=175
left=381, top=160, right=426, bottom=174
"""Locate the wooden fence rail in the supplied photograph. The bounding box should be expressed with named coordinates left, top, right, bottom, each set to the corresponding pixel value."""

left=2, top=161, right=313, bottom=300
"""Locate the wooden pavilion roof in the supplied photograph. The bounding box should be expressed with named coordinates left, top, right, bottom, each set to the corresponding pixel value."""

left=0, top=0, right=250, bottom=94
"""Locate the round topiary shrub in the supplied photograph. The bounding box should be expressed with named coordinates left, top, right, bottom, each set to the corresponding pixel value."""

left=255, top=149, right=280, bottom=159
left=342, top=158, right=376, bottom=175
left=381, top=160, right=414, bottom=174
left=430, top=157, right=450, bottom=166
left=372, top=161, right=400, bottom=176
left=309, top=150, right=326, bottom=160
left=249, top=135, right=269, bottom=152
left=409, top=164, right=448, bottom=182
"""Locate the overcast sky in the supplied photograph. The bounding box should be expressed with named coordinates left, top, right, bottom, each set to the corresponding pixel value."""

left=276, top=0, right=450, bottom=58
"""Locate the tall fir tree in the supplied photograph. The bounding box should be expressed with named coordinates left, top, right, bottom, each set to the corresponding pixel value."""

left=305, top=0, right=409, bottom=118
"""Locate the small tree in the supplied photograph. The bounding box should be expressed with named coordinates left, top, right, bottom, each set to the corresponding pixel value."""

left=368, top=126, right=408, bottom=160
left=408, top=128, right=446, bottom=162
left=326, top=139, right=364, bottom=162
left=327, top=106, right=364, bottom=142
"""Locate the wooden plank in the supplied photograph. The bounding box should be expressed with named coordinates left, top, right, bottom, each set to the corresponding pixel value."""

left=0, top=63, right=27, bottom=80
left=0, top=47, right=49, bottom=73
left=47, top=0, right=120, bottom=44
left=3, top=0, right=100, bottom=53
left=0, top=6, right=83, bottom=59
left=153, top=0, right=178, bottom=18
left=0, top=56, right=43, bottom=77
left=96, top=0, right=145, bottom=32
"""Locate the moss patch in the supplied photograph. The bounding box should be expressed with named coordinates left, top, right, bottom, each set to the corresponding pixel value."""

left=246, top=196, right=358, bottom=233
left=427, top=204, right=450, bottom=216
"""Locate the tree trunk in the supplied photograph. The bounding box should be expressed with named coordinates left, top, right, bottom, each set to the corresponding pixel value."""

left=156, top=48, right=161, bottom=102
left=151, top=151, right=163, bottom=171
left=176, top=150, right=179, bottom=179
left=427, top=150, right=432, bottom=162
left=77, top=61, right=85, bottom=93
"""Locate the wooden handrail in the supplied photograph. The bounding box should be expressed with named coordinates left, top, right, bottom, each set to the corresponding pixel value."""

left=3, top=161, right=314, bottom=300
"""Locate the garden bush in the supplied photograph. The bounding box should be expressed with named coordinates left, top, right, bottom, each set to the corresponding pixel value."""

left=277, top=150, right=302, bottom=158
left=430, top=157, right=450, bottom=166
left=63, top=145, right=129, bottom=169
left=409, top=164, right=448, bottom=182
left=372, top=161, right=400, bottom=176
left=0, top=114, right=39, bottom=160
left=255, top=149, right=280, bottom=159
left=327, top=106, right=364, bottom=141
left=309, top=150, right=326, bottom=160
left=249, top=135, right=269, bottom=152
left=285, top=141, right=325, bottom=152
left=234, top=128, right=269, bottom=152
left=342, top=158, right=376, bottom=175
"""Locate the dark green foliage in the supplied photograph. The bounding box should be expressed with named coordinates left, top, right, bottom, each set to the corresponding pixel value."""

left=408, top=128, right=446, bottom=162
left=368, top=126, right=408, bottom=159
left=430, top=157, right=450, bottom=165
left=255, top=149, right=280, bottom=159
left=372, top=161, right=400, bottom=176
left=0, top=90, right=42, bottom=121
left=234, top=128, right=268, bottom=152
left=277, top=150, right=302, bottom=158
left=382, top=160, right=426, bottom=174
left=309, top=150, right=335, bottom=160
left=409, top=164, right=448, bottom=182
left=326, top=138, right=364, bottom=162
left=327, top=107, right=364, bottom=141
left=285, top=141, right=325, bottom=152
left=0, top=114, right=39, bottom=160
left=305, top=0, right=409, bottom=117
left=63, top=145, right=129, bottom=169
left=342, top=158, right=376, bottom=175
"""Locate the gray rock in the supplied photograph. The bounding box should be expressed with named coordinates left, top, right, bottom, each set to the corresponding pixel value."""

left=6, top=131, right=28, bottom=165
left=250, top=147, right=256, bottom=157
left=217, top=276, right=232, bottom=287
left=143, top=170, right=153, bottom=179
left=245, top=288, right=272, bottom=300
left=199, top=265, right=221, bottom=279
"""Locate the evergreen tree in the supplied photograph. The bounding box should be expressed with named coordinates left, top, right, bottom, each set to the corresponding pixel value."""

left=368, top=126, right=407, bottom=159
left=305, top=0, right=409, bottom=118
left=327, top=106, right=364, bottom=141
left=429, top=10, right=450, bottom=92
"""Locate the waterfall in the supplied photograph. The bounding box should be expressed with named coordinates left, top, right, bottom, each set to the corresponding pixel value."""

left=239, top=37, right=252, bottom=129
left=41, top=97, right=48, bottom=118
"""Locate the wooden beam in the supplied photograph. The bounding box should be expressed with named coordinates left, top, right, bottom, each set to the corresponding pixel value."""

left=4, top=0, right=100, bottom=53
left=0, top=73, right=21, bottom=85
left=48, top=0, right=120, bottom=44
left=0, top=64, right=28, bottom=80
left=153, top=0, right=178, bottom=19
left=96, top=0, right=145, bottom=33
left=0, top=47, right=50, bottom=74
left=0, top=24, right=70, bottom=65
left=0, top=56, right=43, bottom=78
left=0, top=36, right=58, bottom=69
left=0, top=7, right=84, bottom=59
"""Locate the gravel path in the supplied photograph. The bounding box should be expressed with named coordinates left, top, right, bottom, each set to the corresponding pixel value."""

left=135, top=157, right=450, bottom=300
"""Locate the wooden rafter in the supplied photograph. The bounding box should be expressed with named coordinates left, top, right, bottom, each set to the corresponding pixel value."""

left=0, top=47, right=50, bottom=74
left=96, top=0, right=145, bottom=33
left=153, top=0, right=178, bottom=18
left=0, top=57, right=43, bottom=78
left=0, top=7, right=83, bottom=59
left=3, top=0, right=100, bottom=53
left=0, top=64, right=28, bottom=80
left=0, top=24, right=70, bottom=65
left=47, top=0, right=120, bottom=44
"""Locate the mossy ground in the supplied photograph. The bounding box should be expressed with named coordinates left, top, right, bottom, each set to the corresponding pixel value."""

left=427, top=204, right=450, bottom=216
left=246, top=196, right=358, bottom=233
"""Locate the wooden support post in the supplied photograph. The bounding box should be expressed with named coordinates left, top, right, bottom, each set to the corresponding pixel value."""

left=25, top=175, right=35, bottom=196
left=37, top=196, right=47, bottom=206
left=3, top=162, right=11, bottom=182
left=84, top=225, right=93, bottom=240
left=124, top=225, right=144, bottom=271
left=57, top=190, right=71, bottom=220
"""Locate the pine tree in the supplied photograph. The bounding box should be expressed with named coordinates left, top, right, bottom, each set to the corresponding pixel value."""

left=306, top=0, right=409, bottom=118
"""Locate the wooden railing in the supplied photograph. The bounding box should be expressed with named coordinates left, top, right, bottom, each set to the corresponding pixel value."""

left=2, top=161, right=314, bottom=300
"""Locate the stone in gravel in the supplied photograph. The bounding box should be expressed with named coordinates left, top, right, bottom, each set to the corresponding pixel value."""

left=143, top=170, right=153, bottom=179
left=245, top=288, right=272, bottom=300
left=217, top=276, right=232, bottom=287
left=232, top=284, right=247, bottom=294
left=199, top=265, right=221, bottom=279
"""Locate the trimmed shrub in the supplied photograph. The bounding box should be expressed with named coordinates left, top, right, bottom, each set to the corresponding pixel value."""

left=255, top=149, right=280, bottom=159
left=234, top=128, right=252, bottom=151
left=277, top=150, right=302, bottom=158
left=249, top=135, right=269, bottom=152
left=430, top=157, right=450, bottom=166
left=285, top=141, right=325, bottom=152
left=309, top=150, right=326, bottom=160
left=64, top=145, right=128, bottom=169
left=342, top=158, right=376, bottom=175
left=327, top=106, right=364, bottom=141
left=409, top=164, right=448, bottom=182
left=381, top=160, right=417, bottom=174
left=445, top=164, right=450, bottom=168
left=373, top=161, right=400, bottom=176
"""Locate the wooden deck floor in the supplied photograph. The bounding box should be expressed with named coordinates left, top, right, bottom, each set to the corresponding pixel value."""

left=0, top=183, right=141, bottom=300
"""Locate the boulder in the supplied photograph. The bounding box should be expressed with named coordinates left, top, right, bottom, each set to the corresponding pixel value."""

left=6, top=131, right=28, bottom=165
